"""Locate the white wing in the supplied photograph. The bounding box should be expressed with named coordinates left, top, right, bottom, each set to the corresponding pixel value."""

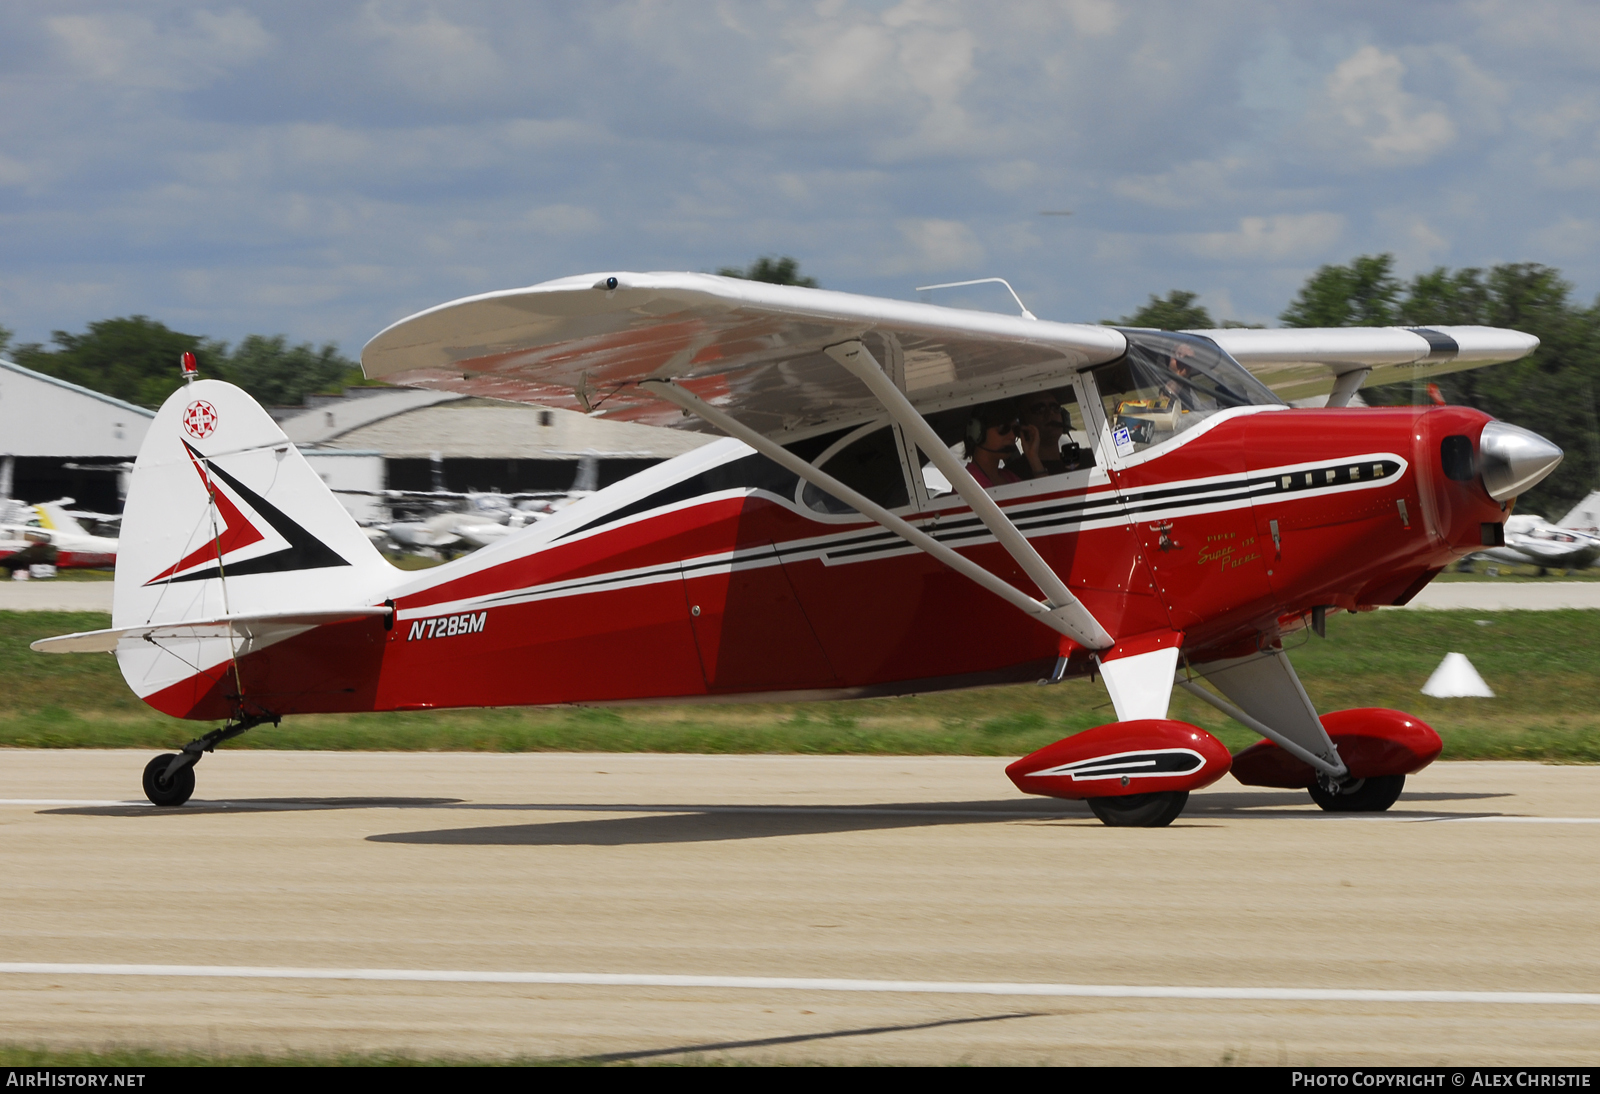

left=361, top=272, right=1127, bottom=441
left=361, top=271, right=1540, bottom=436
left=1189, top=325, right=1539, bottom=402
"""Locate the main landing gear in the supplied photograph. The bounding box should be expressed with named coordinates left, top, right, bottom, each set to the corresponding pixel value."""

left=141, top=713, right=279, bottom=807
left=1309, top=773, right=1406, bottom=813
left=1087, top=791, right=1190, bottom=828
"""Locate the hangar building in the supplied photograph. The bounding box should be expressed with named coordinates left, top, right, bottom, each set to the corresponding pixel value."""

left=275, top=387, right=713, bottom=520
left=0, top=358, right=154, bottom=511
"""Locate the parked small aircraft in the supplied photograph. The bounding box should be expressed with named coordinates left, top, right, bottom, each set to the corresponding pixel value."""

left=0, top=499, right=118, bottom=571
left=1473, top=512, right=1600, bottom=573
left=347, top=457, right=602, bottom=554
left=35, top=274, right=1559, bottom=825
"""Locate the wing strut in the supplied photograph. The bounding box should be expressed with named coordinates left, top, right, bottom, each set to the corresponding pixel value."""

left=821, top=341, right=1112, bottom=648
left=641, top=387, right=1111, bottom=651
left=1325, top=368, right=1371, bottom=409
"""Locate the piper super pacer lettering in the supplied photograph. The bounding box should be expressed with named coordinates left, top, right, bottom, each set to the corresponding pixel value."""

left=34, top=273, right=1557, bottom=825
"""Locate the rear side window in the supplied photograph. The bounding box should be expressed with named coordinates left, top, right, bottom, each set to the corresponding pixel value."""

left=802, top=426, right=910, bottom=514
left=1441, top=435, right=1475, bottom=482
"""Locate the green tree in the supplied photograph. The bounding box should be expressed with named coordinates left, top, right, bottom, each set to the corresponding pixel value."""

left=717, top=256, right=818, bottom=287
left=1110, top=290, right=1214, bottom=330
left=1280, top=254, right=1402, bottom=327
left=1399, top=266, right=1491, bottom=326
left=0, top=324, right=13, bottom=357
left=226, top=334, right=367, bottom=407
left=12, top=317, right=374, bottom=409
left=12, top=316, right=224, bottom=407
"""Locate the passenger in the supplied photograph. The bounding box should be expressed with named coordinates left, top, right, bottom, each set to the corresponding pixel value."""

left=963, top=404, right=1023, bottom=489
left=1012, top=391, right=1069, bottom=479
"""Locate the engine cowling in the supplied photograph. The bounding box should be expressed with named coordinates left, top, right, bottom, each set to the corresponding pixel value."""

left=1006, top=720, right=1233, bottom=800
left=1231, top=707, right=1443, bottom=788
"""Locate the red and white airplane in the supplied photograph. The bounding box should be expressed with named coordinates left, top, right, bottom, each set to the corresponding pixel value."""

left=1, top=500, right=118, bottom=571
left=35, top=274, right=1560, bottom=825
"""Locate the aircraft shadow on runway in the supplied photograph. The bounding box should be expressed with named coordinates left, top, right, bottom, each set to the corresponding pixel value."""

left=363, top=790, right=1516, bottom=846
left=38, top=789, right=1514, bottom=837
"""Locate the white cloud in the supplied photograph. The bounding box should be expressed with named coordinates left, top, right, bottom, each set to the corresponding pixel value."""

left=7, top=2, right=1600, bottom=357
left=1534, top=215, right=1600, bottom=258
left=522, top=204, right=602, bottom=236
left=1307, top=46, right=1456, bottom=166
left=47, top=9, right=272, bottom=90
left=1112, top=158, right=1247, bottom=210
left=978, top=160, right=1041, bottom=194
left=0, top=154, right=32, bottom=187
left=1180, top=213, right=1345, bottom=261
left=1059, top=0, right=1122, bottom=38
left=881, top=218, right=985, bottom=274
left=359, top=3, right=506, bottom=102
left=768, top=3, right=989, bottom=159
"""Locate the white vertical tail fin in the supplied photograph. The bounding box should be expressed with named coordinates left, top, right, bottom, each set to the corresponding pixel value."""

left=111, top=380, right=399, bottom=708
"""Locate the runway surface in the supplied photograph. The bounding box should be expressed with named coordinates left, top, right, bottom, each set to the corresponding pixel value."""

left=1, top=750, right=1597, bottom=1065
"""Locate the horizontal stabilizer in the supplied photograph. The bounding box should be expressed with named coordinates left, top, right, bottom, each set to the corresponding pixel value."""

left=31, top=607, right=391, bottom=654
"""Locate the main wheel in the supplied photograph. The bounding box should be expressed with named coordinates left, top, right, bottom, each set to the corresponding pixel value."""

left=1309, top=773, right=1404, bottom=813
left=1087, top=790, right=1188, bottom=828
left=142, top=754, right=195, bottom=807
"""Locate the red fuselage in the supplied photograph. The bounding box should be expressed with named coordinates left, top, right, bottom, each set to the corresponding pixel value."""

left=145, top=404, right=1505, bottom=721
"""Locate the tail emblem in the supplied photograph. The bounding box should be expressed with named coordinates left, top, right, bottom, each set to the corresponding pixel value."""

left=144, top=440, right=351, bottom=586
left=183, top=401, right=218, bottom=439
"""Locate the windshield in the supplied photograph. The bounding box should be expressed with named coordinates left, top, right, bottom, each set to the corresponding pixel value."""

left=1093, top=331, right=1281, bottom=457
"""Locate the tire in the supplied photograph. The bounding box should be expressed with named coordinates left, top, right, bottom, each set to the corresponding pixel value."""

left=1309, top=773, right=1404, bottom=813
left=142, top=754, right=195, bottom=807
left=1087, top=790, right=1188, bottom=828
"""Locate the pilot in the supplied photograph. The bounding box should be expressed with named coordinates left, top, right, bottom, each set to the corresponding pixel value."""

left=1162, top=343, right=1215, bottom=412
left=963, top=404, right=1024, bottom=489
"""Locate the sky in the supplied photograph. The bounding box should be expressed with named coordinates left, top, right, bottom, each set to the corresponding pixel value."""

left=2, top=1, right=1599, bottom=357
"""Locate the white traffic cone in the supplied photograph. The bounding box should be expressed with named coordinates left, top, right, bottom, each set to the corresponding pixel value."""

left=1421, top=652, right=1494, bottom=698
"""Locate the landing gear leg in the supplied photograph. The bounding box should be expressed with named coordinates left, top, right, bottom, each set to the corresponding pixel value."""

left=1309, top=773, right=1405, bottom=813
left=141, top=713, right=279, bottom=807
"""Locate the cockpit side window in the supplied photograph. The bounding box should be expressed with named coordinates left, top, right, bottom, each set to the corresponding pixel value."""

left=1093, top=331, right=1281, bottom=457
left=914, top=386, right=1095, bottom=497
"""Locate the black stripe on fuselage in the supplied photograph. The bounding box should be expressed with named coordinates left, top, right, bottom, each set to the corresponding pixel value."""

left=461, top=455, right=1406, bottom=603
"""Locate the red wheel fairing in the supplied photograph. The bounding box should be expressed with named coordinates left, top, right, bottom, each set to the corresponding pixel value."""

left=1007, top=720, right=1232, bottom=800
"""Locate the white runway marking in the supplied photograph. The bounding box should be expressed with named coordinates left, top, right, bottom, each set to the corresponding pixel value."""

left=0, top=963, right=1595, bottom=1006
left=1424, top=815, right=1600, bottom=824
left=0, top=799, right=147, bottom=807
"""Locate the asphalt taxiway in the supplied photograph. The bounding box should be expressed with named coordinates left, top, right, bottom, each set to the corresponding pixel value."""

left=0, top=751, right=1596, bottom=1065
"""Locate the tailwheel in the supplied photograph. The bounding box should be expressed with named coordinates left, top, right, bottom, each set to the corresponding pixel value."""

left=138, top=713, right=278, bottom=807
left=1309, top=773, right=1405, bottom=813
left=142, top=754, right=196, bottom=807
left=1087, top=790, right=1188, bottom=828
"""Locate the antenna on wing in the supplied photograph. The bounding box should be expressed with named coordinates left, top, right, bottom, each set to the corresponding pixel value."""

left=915, top=277, right=1037, bottom=321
